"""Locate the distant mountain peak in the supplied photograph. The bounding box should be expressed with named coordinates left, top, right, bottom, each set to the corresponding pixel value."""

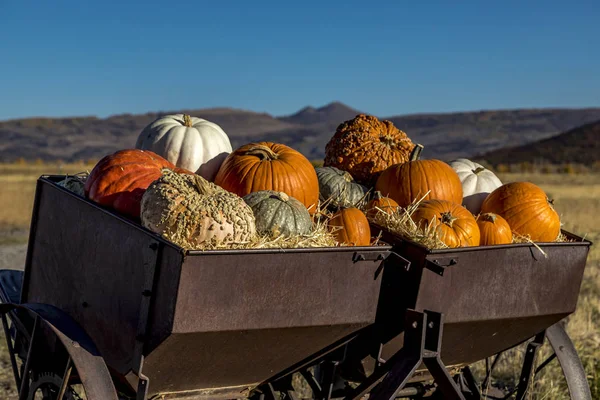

left=279, top=101, right=361, bottom=125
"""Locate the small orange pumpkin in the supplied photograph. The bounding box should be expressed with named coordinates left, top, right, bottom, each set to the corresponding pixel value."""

left=327, top=207, right=371, bottom=246
left=477, top=213, right=512, bottom=246
left=411, top=200, right=480, bottom=248
left=480, top=182, right=560, bottom=242
left=365, top=191, right=399, bottom=219
left=375, top=145, right=463, bottom=208
left=214, top=142, right=320, bottom=213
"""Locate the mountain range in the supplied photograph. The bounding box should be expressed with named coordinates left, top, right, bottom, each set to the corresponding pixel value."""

left=476, top=119, right=600, bottom=166
left=1, top=101, right=599, bottom=163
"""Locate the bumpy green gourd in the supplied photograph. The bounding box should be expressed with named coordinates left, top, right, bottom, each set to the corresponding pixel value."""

left=316, top=166, right=368, bottom=208
left=140, top=169, right=256, bottom=248
left=243, top=190, right=313, bottom=237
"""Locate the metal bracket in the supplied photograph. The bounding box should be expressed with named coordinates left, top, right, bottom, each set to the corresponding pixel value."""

left=425, top=257, right=458, bottom=276
left=352, top=252, right=389, bottom=263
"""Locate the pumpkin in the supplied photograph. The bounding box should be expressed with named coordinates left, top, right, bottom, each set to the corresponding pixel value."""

left=375, top=145, right=463, bottom=208
left=316, top=166, right=368, bottom=209
left=477, top=213, right=512, bottom=246
left=135, top=114, right=232, bottom=182
left=411, top=200, right=480, bottom=248
left=214, top=142, right=320, bottom=213
left=327, top=207, right=371, bottom=246
left=480, top=182, right=561, bottom=242
left=140, top=169, right=256, bottom=248
left=448, top=158, right=503, bottom=215
left=243, top=191, right=312, bottom=237
left=323, top=114, right=416, bottom=186
left=84, top=149, right=191, bottom=219
left=57, top=173, right=88, bottom=196
left=365, top=191, right=399, bottom=220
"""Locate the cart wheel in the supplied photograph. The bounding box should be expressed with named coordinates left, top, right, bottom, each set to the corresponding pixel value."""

left=0, top=303, right=119, bottom=400
left=457, top=322, right=592, bottom=400
left=25, top=371, right=81, bottom=400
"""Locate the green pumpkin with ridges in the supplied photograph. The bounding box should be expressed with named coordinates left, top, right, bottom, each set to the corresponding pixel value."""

left=243, top=190, right=313, bottom=237
left=316, top=166, right=368, bottom=209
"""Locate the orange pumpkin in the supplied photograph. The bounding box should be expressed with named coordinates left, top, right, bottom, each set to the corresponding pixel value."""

left=84, top=149, right=191, bottom=219
left=477, top=213, right=513, bottom=245
left=323, top=114, right=416, bottom=186
left=480, top=182, right=560, bottom=242
left=365, top=191, right=399, bottom=219
left=411, top=200, right=480, bottom=248
left=375, top=145, right=463, bottom=208
left=327, top=207, right=371, bottom=246
left=214, top=142, right=320, bottom=213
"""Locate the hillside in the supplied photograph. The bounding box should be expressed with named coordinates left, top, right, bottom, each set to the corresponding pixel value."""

left=2, top=103, right=600, bottom=163
left=476, top=120, right=600, bottom=166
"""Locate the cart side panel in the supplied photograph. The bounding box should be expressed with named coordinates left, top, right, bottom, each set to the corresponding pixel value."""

left=22, top=180, right=156, bottom=375
left=174, top=250, right=384, bottom=332
left=416, top=242, right=589, bottom=322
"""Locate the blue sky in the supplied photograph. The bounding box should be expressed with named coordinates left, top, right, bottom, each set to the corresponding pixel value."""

left=0, top=0, right=598, bottom=120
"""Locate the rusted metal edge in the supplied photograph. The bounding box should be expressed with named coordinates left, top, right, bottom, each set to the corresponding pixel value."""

left=0, top=302, right=119, bottom=400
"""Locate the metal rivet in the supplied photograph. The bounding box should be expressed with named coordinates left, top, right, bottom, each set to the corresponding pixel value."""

left=72, top=341, right=80, bottom=348
left=428, top=322, right=434, bottom=328
left=412, top=321, right=418, bottom=329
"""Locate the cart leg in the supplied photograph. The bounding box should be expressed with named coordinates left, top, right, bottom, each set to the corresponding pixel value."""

left=546, top=322, right=592, bottom=400
left=343, top=310, right=425, bottom=400
left=514, top=331, right=545, bottom=400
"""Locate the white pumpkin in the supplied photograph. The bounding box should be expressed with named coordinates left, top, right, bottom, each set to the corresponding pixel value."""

left=448, top=158, right=503, bottom=215
left=135, top=114, right=232, bottom=181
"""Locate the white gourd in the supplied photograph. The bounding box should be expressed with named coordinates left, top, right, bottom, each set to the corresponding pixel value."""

left=448, top=158, right=503, bottom=215
left=135, top=114, right=232, bottom=181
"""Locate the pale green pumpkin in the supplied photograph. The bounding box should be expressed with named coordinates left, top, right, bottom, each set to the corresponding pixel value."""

left=316, top=166, right=368, bottom=208
left=243, top=190, right=313, bottom=237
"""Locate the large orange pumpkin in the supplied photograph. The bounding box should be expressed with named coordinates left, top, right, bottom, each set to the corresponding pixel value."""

left=323, top=114, right=416, bottom=186
left=327, top=207, right=371, bottom=246
left=375, top=145, right=463, bottom=208
left=477, top=213, right=513, bottom=246
left=214, top=142, right=320, bottom=213
left=480, top=182, right=560, bottom=242
left=411, top=200, right=480, bottom=248
left=84, top=149, right=191, bottom=218
left=365, top=191, right=399, bottom=220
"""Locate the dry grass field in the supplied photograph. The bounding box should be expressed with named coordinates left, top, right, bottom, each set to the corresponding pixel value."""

left=0, top=163, right=598, bottom=399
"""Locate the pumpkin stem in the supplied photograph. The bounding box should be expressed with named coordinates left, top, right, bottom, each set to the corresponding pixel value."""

left=192, top=174, right=215, bottom=194
left=410, top=144, right=424, bottom=161
left=271, top=192, right=290, bottom=202
left=440, top=211, right=458, bottom=227
left=472, top=167, right=485, bottom=175
left=246, top=145, right=279, bottom=161
left=182, top=114, right=193, bottom=127
left=480, top=212, right=497, bottom=223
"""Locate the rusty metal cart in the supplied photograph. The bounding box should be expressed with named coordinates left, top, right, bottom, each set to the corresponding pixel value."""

left=0, top=175, right=593, bottom=400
